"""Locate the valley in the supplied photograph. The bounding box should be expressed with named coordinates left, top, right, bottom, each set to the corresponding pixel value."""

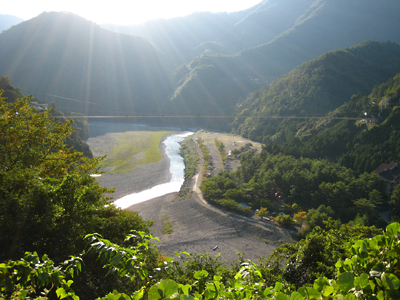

left=87, top=123, right=285, bottom=263
left=2, top=1, right=400, bottom=297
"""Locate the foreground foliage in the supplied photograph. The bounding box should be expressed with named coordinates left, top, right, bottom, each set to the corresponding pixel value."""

left=0, top=93, right=153, bottom=297
left=2, top=222, right=399, bottom=299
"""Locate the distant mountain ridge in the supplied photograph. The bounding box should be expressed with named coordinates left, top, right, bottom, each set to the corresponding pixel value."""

left=233, top=41, right=400, bottom=142
left=165, top=0, right=400, bottom=117
left=1, top=1, right=400, bottom=126
left=0, top=14, right=24, bottom=32
left=0, top=12, right=172, bottom=115
left=103, top=0, right=316, bottom=68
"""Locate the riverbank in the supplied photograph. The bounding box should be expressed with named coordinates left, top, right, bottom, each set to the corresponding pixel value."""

left=126, top=131, right=292, bottom=263
left=87, top=123, right=292, bottom=263
left=87, top=122, right=177, bottom=200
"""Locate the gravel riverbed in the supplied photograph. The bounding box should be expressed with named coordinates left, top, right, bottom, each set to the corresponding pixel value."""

left=88, top=123, right=293, bottom=263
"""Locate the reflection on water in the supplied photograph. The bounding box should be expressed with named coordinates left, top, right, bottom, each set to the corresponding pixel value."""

left=113, top=132, right=193, bottom=209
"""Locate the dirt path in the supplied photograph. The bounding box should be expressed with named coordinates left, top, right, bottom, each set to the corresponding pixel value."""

left=193, top=131, right=263, bottom=173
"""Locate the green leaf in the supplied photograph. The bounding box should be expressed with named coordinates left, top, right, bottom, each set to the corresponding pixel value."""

left=148, top=284, right=162, bottom=300
left=180, top=295, right=195, bottom=300
left=276, top=292, right=289, bottom=300
left=290, top=292, right=304, bottom=300
left=376, top=290, right=384, bottom=300
left=343, top=294, right=357, bottom=300
left=194, top=270, right=209, bottom=279
left=382, top=273, right=400, bottom=290
left=213, top=275, right=222, bottom=282
left=275, top=281, right=283, bottom=292
left=179, top=284, right=191, bottom=295
left=337, top=272, right=354, bottom=293
left=386, top=222, right=400, bottom=237
left=132, top=288, right=144, bottom=300
left=264, top=288, right=272, bottom=297
left=297, top=287, right=306, bottom=297
left=335, top=260, right=343, bottom=268
left=354, top=240, right=368, bottom=255
left=158, top=280, right=179, bottom=298
left=305, top=287, right=320, bottom=299
left=314, top=277, right=330, bottom=292
left=56, top=288, right=68, bottom=299
left=322, top=286, right=334, bottom=297
left=357, top=273, right=369, bottom=288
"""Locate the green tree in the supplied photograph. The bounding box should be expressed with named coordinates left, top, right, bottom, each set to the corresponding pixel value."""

left=390, top=184, right=400, bottom=217
left=306, top=205, right=335, bottom=229
left=0, top=94, right=150, bottom=264
left=256, top=207, right=269, bottom=217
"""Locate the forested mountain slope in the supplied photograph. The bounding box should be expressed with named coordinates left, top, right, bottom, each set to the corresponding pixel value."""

left=233, top=41, right=400, bottom=142
left=0, top=12, right=172, bottom=116
left=261, top=72, right=400, bottom=174
left=167, top=0, right=400, bottom=117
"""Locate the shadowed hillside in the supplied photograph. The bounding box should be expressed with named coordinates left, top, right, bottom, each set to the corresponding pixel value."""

left=0, top=12, right=173, bottom=116
left=167, top=0, right=400, bottom=117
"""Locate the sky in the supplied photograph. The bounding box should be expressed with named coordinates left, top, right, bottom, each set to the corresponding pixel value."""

left=3, top=0, right=263, bottom=25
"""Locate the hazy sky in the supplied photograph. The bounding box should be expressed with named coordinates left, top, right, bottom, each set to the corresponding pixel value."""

left=3, top=0, right=263, bottom=25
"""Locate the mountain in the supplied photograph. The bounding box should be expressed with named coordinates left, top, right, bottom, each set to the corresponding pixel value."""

left=0, top=14, right=24, bottom=32
left=167, top=0, right=400, bottom=117
left=103, top=11, right=245, bottom=68
left=2, top=1, right=400, bottom=123
left=103, top=0, right=316, bottom=69
left=0, top=12, right=172, bottom=115
left=232, top=41, right=400, bottom=142
left=260, top=71, right=400, bottom=174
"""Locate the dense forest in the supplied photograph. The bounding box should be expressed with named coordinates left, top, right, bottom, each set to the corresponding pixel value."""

left=237, top=70, right=400, bottom=175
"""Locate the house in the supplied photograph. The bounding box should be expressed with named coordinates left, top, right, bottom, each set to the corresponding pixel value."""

left=30, top=102, right=48, bottom=111
left=374, top=162, right=400, bottom=196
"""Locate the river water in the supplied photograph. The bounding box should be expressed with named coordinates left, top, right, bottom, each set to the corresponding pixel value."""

left=113, top=131, right=193, bottom=209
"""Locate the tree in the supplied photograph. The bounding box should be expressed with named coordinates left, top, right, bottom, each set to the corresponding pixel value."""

left=0, top=94, right=150, bottom=264
left=256, top=207, right=269, bottom=217
left=369, top=189, right=383, bottom=207
left=390, top=184, right=400, bottom=217
left=275, top=214, right=295, bottom=227
left=306, top=205, right=335, bottom=229
left=293, top=211, right=307, bottom=225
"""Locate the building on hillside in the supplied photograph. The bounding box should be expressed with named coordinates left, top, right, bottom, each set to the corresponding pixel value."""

left=374, top=162, right=400, bottom=197
left=30, top=102, right=48, bottom=111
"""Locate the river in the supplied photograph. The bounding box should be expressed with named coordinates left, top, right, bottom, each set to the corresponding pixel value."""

left=113, top=131, right=193, bottom=209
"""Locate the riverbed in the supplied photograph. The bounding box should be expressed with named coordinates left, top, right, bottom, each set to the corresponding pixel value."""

left=87, top=122, right=292, bottom=263
left=113, top=131, right=193, bottom=208
left=87, top=121, right=191, bottom=202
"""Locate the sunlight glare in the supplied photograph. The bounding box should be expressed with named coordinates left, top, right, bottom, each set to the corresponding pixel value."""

left=3, top=0, right=263, bottom=25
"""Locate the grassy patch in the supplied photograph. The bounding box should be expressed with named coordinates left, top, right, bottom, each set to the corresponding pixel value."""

left=100, top=131, right=171, bottom=173
left=214, top=138, right=227, bottom=166
left=197, top=137, right=212, bottom=177
left=161, top=214, right=173, bottom=234
left=181, top=138, right=199, bottom=179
